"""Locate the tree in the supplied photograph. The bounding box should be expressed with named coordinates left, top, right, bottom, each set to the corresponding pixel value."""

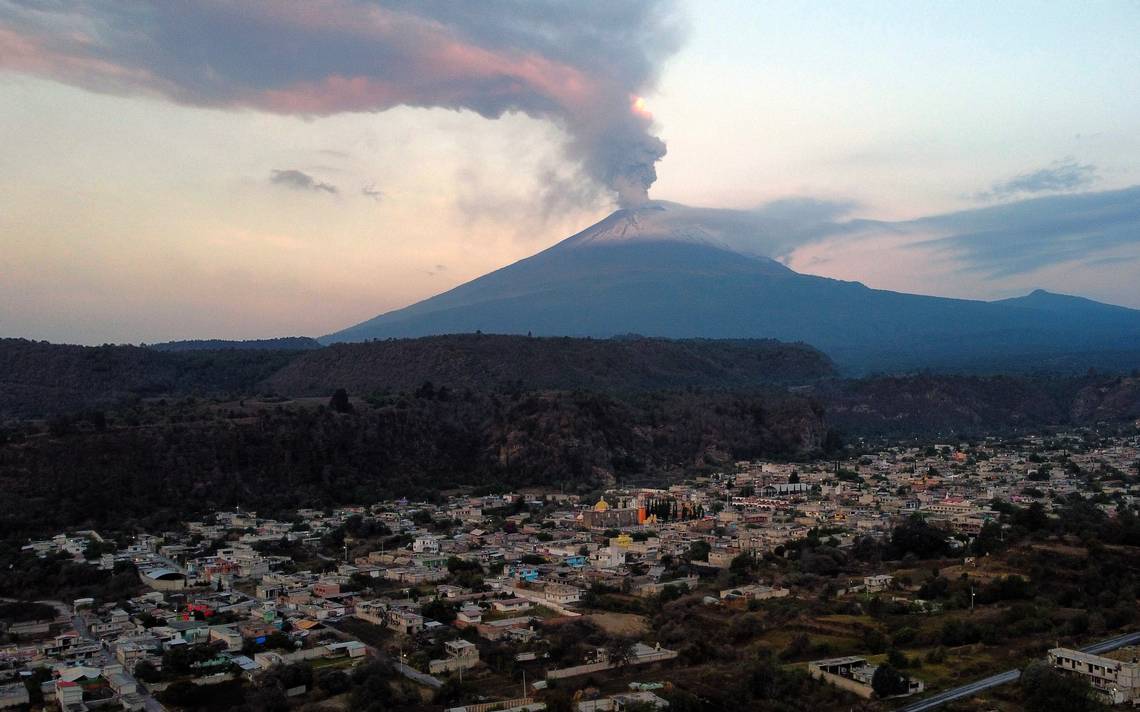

left=317, top=669, right=350, bottom=695
left=887, top=515, right=952, bottom=560
left=133, top=660, right=161, bottom=683
left=1020, top=662, right=1104, bottom=712
left=329, top=388, right=353, bottom=413
left=604, top=637, right=637, bottom=668
left=684, top=540, right=710, bottom=562
left=871, top=663, right=911, bottom=698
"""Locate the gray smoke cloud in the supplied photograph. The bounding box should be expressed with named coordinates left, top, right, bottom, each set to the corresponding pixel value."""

left=0, top=1, right=684, bottom=206
left=270, top=169, right=338, bottom=195
left=975, top=157, right=1098, bottom=201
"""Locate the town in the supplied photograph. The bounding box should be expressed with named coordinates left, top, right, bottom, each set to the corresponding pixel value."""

left=2, top=425, right=1139, bottom=712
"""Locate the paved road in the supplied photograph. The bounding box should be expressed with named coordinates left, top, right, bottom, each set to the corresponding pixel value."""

left=897, top=630, right=1140, bottom=712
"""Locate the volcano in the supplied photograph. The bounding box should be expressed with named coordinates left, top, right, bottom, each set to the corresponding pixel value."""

left=324, top=201, right=1140, bottom=372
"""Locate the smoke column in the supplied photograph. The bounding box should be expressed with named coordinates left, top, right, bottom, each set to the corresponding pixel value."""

left=0, top=1, right=683, bottom=205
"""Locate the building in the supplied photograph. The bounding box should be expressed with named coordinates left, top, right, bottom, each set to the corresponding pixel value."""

left=0, top=683, right=30, bottom=709
left=719, top=584, right=790, bottom=601
left=863, top=574, right=894, bottom=592
left=429, top=639, right=480, bottom=674
left=580, top=498, right=639, bottom=529
left=55, top=680, right=84, bottom=709
left=387, top=609, right=424, bottom=635
left=1048, top=648, right=1140, bottom=705
left=808, top=656, right=924, bottom=699
left=139, top=567, right=186, bottom=591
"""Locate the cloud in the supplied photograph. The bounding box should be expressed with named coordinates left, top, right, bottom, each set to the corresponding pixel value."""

left=270, top=169, right=338, bottom=194
left=361, top=183, right=383, bottom=202
left=653, top=197, right=860, bottom=259
left=975, top=157, right=1097, bottom=201
left=0, top=1, right=685, bottom=206
left=775, top=186, right=1140, bottom=281
left=913, top=186, right=1140, bottom=276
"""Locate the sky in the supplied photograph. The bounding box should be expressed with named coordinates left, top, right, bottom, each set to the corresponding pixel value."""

left=1, top=0, right=1138, bottom=345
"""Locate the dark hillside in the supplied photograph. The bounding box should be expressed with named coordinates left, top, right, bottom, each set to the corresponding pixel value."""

left=0, top=339, right=304, bottom=418
left=148, top=337, right=321, bottom=351
left=813, top=374, right=1140, bottom=436
left=266, top=334, right=836, bottom=395
left=0, top=388, right=826, bottom=536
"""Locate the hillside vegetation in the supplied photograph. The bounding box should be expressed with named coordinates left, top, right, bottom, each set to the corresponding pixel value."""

left=0, top=336, right=833, bottom=419
left=0, top=339, right=303, bottom=419
left=265, top=334, right=837, bottom=395
left=148, top=337, right=322, bottom=352
left=0, top=388, right=826, bottom=536
left=814, top=374, right=1140, bottom=436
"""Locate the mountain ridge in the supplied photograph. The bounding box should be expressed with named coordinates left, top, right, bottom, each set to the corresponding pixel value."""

left=324, top=202, right=1140, bottom=373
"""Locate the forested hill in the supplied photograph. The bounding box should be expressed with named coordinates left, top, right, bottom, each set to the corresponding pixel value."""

left=265, top=335, right=836, bottom=395
left=813, top=373, right=1140, bottom=436
left=0, top=336, right=835, bottom=418
left=147, top=337, right=321, bottom=352
left=0, top=339, right=303, bottom=419
left=0, top=389, right=828, bottom=535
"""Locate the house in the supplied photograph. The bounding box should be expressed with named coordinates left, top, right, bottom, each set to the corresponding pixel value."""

left=386, top=609, right=424, bottom=635
left=808, top=656, right=924, bottom=699
left=354, top=599, right=388, bottom=626
left=55, top=680, right=84, bottom=709
left=108, top=671, right=137, bottom=697
left=719, top=584, right=790, bottom=601
left=208, top=625, right=243, bottom=651
left=429, top=639, right=480, bottom=674
left=491, top=598, right=533, bottom=614
left=455, top=605, right=483, bottom=626
left=863, top=574, right=894, bottom=593
left=707, top=548, right=741, bottom=568
left=541, top=583, right=582, bottom=605
left=413, top=535, right=441, bottom=554
left=0, top=683, right=30, bottom=709
left=635, top=575, right=699, bottom=598
left=325, top=641, right=367, bottom=659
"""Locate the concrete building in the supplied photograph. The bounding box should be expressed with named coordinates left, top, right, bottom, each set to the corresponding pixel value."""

left=808, top=656, right=924, bottom=699
left=429, top=639, right=480, bottom=675
left=0, top=683, right=30, bottom=709
left=1048, top=648, right=1140, bottom=705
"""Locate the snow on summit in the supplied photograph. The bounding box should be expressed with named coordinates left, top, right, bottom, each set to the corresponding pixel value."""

left=558, top=201, right=774, bottom=259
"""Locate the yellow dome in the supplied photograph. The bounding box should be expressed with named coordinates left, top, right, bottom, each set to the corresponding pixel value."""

left=594, top=497, right=610, bottom=512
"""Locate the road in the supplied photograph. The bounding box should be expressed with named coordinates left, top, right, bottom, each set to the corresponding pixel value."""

left=897, top=630, right=1140, bottom=712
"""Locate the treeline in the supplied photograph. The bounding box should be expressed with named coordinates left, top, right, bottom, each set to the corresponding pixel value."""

left=0, top=387, right=827, bottom=538
left=263, top=334, right=837, bottom=395
left=812, top=372, right=1140, bottom=436
left=0, top=338, right=305, bottom=419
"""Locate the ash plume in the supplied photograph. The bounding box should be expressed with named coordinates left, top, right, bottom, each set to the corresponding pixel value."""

left=0, top=1, right=684, bottom=206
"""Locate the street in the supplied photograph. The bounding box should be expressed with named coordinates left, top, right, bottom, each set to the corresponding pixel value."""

left=898, top=630, right=1140, bottom=712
